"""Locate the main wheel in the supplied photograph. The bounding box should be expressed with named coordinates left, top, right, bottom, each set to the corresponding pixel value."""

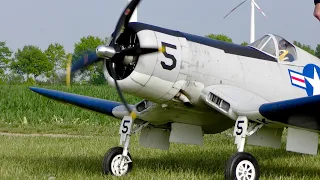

left=102, top=147, right=133, bottom=176
left=224, top=152, right=260, bottom=180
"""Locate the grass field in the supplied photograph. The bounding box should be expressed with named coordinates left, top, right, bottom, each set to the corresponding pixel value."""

left=2, top=130, right=320, bottom=180
left=1, top=85, right=320, bottom=179
left=0, top=85, right=140, bottom=135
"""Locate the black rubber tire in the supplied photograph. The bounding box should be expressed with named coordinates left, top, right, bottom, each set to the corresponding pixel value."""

left=102, top=147, right=133, bottom=176
left=224, top=152, right=260, bottom=180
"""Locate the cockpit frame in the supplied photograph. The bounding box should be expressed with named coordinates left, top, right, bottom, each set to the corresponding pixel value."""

left=248, top=34, right=297, bottom=63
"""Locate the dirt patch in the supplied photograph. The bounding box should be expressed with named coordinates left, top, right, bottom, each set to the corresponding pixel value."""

left=0, top=132, right=91, bottom=138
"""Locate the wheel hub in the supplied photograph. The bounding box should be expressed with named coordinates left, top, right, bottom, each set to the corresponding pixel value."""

left=111, top=154, right=129, bottom=176
left=236, top=160, right=255, bottom=180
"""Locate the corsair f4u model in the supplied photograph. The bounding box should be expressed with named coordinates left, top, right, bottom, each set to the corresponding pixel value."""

left=30, top=0, right=320, bottom=179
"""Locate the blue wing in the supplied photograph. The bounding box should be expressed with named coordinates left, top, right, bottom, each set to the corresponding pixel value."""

left=259, top=95, right=320, bottom=131
left=29, top=87, right=132, bottom=119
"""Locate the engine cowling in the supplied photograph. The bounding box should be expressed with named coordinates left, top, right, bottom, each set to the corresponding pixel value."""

left=103, top=22, right=190, bottom=104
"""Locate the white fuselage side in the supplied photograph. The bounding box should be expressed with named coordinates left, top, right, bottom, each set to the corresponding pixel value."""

left=103, top=23, right=320, bottom=134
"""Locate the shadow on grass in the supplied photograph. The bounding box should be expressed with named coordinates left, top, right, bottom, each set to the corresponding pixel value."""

left=134, top=147, right=320, bottom=178
left=2, top=147, right=320, bottom=178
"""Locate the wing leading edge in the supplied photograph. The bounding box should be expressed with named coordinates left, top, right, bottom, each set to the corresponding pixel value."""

left=259, top=95, right=320, bottom=131
left=29, top=87, right=132, bottom=119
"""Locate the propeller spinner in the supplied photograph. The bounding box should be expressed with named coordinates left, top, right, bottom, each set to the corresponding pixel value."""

left=66, top=0, right=162, bottom=118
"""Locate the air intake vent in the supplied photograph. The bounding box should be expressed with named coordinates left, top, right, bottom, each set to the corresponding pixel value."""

left=136, top=100, right=153, bottom=112
left=208, top=93, right=230, bottom=112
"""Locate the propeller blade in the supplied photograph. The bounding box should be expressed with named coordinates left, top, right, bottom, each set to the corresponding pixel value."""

left=65, top=0, right=144, bottom=120
left=117, top=47, right=162, bottom=57
left=66, top=54, right=72, bottom=88
left=224, top=0, right=248, bottom=19
left=108, top=62, right=133, bottom=115
left=110, top=0, right=141, bottom=45
left=251, top=0, right=268, bottom=19
left=70, top=52, right=103, bottom=73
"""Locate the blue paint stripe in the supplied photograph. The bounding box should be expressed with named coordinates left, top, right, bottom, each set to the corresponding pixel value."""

left=29, top=87, right=124, bottom=117
left=181, top=32, right=276, bottom=61
left=128, top=22, right=276, bottom=62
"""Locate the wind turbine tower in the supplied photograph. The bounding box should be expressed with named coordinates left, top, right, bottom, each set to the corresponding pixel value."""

left=250, top=0, right=255, bottom=43
left=224, top=0, right=267, bottom=43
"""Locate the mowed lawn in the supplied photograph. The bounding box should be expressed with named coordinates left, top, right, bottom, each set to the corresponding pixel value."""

left=1, top=128, right=320, bottom=180
left=1, top=85, right=320, bottom=179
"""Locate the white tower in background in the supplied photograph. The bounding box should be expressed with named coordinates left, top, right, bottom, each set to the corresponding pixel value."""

left=250, top=0, right=255, bottom=43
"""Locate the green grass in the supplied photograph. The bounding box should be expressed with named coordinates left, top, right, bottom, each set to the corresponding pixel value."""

left=1, top=129, right=320, bottom=180
left=1, top=85, right=320, bottom=179
left=0, top=85, right=141, bottom=135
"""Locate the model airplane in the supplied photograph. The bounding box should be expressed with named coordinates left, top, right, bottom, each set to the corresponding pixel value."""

left=29, top=0, right=320, bottom=179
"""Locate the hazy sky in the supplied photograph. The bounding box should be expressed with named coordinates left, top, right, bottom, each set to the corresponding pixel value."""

left=1, top=0, right=319, bottom=53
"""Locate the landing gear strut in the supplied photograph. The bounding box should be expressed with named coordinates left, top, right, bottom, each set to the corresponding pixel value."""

left=102, top=115, right=149, bottom=176
left=224, top=116, right=263, bottom=180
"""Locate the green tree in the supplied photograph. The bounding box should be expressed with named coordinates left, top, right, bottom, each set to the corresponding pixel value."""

left=315, top=44, right=320, bottom=59
left=73, top=35, right=106, bottom=84
left=293, top=41, right=315, bottom=55
left=11, top=45, right=53, bottom=81
left=205, top=34, right=233, bottom=43
left=73, top=35, right=105, bottom=61
left=45, top=43, right=67, bottom=84
left=241, top=42, right=249, bottom=46
left=0, top=41, right=12, bottom=75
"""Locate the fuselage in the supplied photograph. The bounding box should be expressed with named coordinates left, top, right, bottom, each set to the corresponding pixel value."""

left=103, top=22, right=320, bottom=134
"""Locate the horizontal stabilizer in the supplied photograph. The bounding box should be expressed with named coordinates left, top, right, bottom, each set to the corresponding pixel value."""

left=29, top=87, right=131, bottom=118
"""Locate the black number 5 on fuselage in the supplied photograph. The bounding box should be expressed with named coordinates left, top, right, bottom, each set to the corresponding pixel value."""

left=161, top=42, right=177, bottom=71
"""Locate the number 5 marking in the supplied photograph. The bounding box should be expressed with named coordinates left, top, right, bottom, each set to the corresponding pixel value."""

left=122, top=120, right=130, bottom=133
left=236, top=120, right=244, bottom=135
left=233, top=116, right=248, bottom=137
left=161, top=42, right=177, bottom=71
left=119, top=116, right=133, bottom=135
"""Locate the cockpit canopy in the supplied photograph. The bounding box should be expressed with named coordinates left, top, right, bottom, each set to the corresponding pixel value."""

left=248, top=34, right=297, bottom=62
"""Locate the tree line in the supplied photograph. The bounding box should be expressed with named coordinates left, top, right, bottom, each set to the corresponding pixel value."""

left=0, top=36, right=106, bottom=85
left=1, top=34, right=319, bottom=85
